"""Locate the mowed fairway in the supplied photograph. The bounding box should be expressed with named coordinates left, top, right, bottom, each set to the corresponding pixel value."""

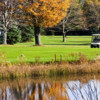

left=0, top=36, right=100, bottom=63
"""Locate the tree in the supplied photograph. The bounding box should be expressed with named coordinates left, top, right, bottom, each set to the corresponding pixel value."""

left=64, top=0, right=86, bottom=34
left=0, top=0, right=17, bottom=44
left=18, top=0, right=70, bottom=45
left=83, top=0, right=100, bottom=34
left=51, top=0, right=86, bottom=42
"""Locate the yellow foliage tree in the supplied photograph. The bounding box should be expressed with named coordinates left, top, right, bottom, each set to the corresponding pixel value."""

left=18, top=0, right=70, bottom=45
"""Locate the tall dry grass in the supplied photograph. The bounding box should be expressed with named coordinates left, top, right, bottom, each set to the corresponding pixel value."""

left=0, top=60, right=100, bottom=79
left=0, top=52, right=100, bottom=79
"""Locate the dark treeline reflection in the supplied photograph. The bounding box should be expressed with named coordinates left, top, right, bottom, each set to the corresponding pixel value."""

left=0, top=78, right=100, bottom=100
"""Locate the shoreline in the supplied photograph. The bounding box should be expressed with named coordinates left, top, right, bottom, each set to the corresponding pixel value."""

left=0, top=74, right=100, bottom=87
left=0, top=60, right=100, bottom=79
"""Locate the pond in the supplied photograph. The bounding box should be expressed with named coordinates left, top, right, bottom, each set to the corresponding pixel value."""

left=0, top=75, right=100, bottom=100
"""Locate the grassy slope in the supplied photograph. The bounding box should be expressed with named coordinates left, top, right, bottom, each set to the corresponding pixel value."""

left=0, top=36, right=100, bottom=63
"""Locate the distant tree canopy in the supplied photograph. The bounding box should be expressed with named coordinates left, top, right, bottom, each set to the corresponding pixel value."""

left=51, top=0, right=87, bottom=42
left=47, top=0, right=100, bottom=36
left=0, top=0, right=100, bottom=45
left=18, top=0, right=70, bottom=45
left=83, top=0, right=100, bottom=34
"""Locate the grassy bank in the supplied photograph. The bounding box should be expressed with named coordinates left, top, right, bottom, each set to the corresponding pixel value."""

left=1, top=59, right=100, bottom=79
left=0, top=36, right=100, bottom=79
left=0, top=36, right=100, bottom=63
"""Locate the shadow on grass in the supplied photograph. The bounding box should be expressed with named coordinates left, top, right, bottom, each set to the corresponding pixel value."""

left=44, top=43, right=90, bottom=46
left=68, top=41, right=90, bottom=42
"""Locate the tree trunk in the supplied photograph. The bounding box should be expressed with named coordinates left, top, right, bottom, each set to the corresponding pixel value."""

left=62, top=19, right=66, bottom=42
left=63, top=33, right=66, bottom=42
left=34, top=26, right=41, bottom=46
left=3, top=31, right=7, bottom=45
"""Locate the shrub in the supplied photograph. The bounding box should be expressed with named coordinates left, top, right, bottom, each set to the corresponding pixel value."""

left=19, top=25, right=34, bottom=42
left=7, top=28, right=21, bottom=44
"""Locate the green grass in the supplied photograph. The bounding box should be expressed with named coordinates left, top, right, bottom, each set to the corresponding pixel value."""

left=0, top=36, right=100, bottom=63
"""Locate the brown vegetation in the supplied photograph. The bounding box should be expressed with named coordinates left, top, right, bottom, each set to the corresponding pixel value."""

left=0, top=51, right=100, bottom=79
left=0, top=58, right=100, bottom=79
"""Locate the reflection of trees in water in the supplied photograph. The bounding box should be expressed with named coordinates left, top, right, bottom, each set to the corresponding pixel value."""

left=0, top=80, right=100, bottom=100
left=30, top=83, right=43, bottom=100
left=30, top=83, right=35, bottom=100
left=0, top=81, right=68, bottom=100
left=26, top=82, right=68, bottom=100
left=43, top=82, right=68, bottom=100
left=39, top=83, right=42, bottom=100
left=7, top=80, right=31, bottom=100
left=10, top=80, right=22, bottom=100
left=66, top=80, right=100, bottom=100
left=0, top=88, right=6, bottom=100
left=0, top=80, right=33, bottom=100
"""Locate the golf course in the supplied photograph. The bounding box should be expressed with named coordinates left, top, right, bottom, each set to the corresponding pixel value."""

left=0, top=36, right=100, bottom=63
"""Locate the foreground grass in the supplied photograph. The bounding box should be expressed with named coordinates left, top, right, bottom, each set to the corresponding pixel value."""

left=0, top=36, right=100, bottom=63
left=1, top=60, right=100, bottom=79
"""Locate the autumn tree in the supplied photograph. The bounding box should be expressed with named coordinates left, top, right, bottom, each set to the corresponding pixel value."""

left=62, top=0, right=86, bottom=42
left=18, top=0, right=70, bottom=45
left=50, top=0, right=86, bottom=42
left=0, top=0, right=17, bottom=44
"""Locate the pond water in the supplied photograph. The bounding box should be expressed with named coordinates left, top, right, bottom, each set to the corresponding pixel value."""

left=0, top=75, right=100, bottom=100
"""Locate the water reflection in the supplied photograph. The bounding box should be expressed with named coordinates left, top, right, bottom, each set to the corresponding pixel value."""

left=0, top=77, right=100, bottom=100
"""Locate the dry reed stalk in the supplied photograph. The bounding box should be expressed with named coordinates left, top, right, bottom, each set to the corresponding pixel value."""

left=0, top=54, right=100, bottom=79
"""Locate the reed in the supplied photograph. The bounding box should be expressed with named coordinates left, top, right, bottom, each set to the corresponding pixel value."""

left=0, top=52, right=100, bottom=79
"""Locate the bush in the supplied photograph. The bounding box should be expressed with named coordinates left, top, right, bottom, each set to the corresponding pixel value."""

left=7, top=28, right=21, bottom=44
left=19, top=25, right=34, bottom=42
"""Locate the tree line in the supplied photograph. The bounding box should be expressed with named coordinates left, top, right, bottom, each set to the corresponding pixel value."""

left=0, top=0, right=100, bottom=45
left=48, top=0, right=100, bottom=42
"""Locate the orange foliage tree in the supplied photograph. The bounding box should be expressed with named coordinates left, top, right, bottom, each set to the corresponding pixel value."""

left=18, top=0, right=70, bottom=45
